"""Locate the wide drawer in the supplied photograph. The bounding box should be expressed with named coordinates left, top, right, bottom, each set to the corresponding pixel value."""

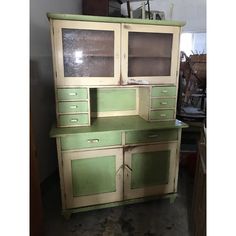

left=58, top=114, right=89, bottom=127
left=151, top=87, right=176, bottom=97
left=60, top=131, right=122, bottom=150
left=150, top=110, right=175, bottom=120
left=57, top=88, right=88, bottom=101
left=125, top=129, right=178, bottom=144
left=151, top=98, right=176, bottom=109
left=58, top=101, right=89, bottom=113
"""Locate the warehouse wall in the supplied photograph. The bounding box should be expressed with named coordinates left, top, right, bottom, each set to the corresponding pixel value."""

left=30, top=0, right=82, bottom=182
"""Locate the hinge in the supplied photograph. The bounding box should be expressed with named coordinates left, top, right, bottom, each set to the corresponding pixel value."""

left=52, top=27, right=54, bottom=35
left=55, top=71, right=57, bottom=78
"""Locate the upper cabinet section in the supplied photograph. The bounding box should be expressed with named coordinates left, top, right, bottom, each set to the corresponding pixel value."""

left=48, top=14, right=184, bottom=87
left=121, top=24, right=180, bottom=85
left=51, top=20, right=120, bottom=86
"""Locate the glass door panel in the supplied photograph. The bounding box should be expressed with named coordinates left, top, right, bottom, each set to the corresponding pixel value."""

left=62, top=29, right=114, bottom=77
left=128, top=32, right=173, bottom=77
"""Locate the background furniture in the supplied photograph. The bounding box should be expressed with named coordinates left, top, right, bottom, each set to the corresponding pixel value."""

left=48, top=13, right=187, bottom=218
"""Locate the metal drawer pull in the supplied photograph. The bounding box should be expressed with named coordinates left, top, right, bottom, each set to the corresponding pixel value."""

left=70, top=105, right=78, bottom=109
left=148, top=134, right=159, bottom=138
left=161, top=90, right=168, bottom=93
left=161, top=102, right=168, bottom=105
left=160, top=114, right=167, bottom=117
left=87, top=139, right=99, bottom=143
left=70, top=118, right=78, bottom=122
left=69, top=92, right=77, bottom=96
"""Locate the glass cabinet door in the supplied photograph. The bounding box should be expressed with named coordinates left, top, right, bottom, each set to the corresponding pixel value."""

left=52, top=20, right=120, bottom=86
left=121, top=24, right=180, bottom=85
left=124, top=143, right=177, bottom=200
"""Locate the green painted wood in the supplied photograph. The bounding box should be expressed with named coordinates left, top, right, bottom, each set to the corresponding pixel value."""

left=125, top=129, right=178, bottom=144
left=131, top=150, right=170, bottom=189
left=61, top=131, right=122, bottom=150
left=47, top=13, right=186, bottom=27
left=151, top=98, right=176, bottom=109
left=71, top=156, right=116, bottom=197
left=90, top=88, right=136, bottom=112
left=150, top=110, right=175, bottom=120
left=62, top=193, right=178, bottom=213
left=50, top=116, right=188, bottom=137
left=151, top=86, right=176, bottom=97
left=57, top=88, right=88, bottom=101
left=58, top=114, right=89, bottom=126
left=58, top=101, right=88, bottom=113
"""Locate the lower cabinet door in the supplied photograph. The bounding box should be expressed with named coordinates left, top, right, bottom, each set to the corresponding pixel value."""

left=124, top=143, right=178, bottom=200
left=62, top=148, right=123, bottom=209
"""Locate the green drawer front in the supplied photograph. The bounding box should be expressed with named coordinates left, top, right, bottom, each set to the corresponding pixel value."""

left=57, top=88, right=88, bottom=101
left=151, top=87, right=176, bottom=97
left=150, top=110, right=175, bottom=120
left=125, top=129, right=178, bottom=144
left=151, top=98, right=176, bottom=109
left=58, top=101, right=88, bottom=113
left=61, top=131, right=122, bottom=150
left=58, top=114, right=89, bottom=127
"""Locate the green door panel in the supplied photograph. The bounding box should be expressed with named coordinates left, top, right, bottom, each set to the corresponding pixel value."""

left=72, top=156, right=116, bottom=196
left=131, top=150, right=170, bottom=189
left=150, top=110, right=174, bottom=120
left=151, top=86, right=176, bottom=97
left=90, top=88, right=136, bottom=112
left=58, top=114, right=89, bottom=127
left=151, top=98, right=176, bottom=109
left=58, top=101, right=88, bottom=113
left=61, top=131, right=122, bottom=150
left=125, top=129, right=178, bottom=144
left=57, top=88, right=88, bottom=100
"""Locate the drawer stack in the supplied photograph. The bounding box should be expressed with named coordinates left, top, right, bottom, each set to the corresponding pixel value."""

left=56, top=88, right=90, bottom=127
left=139, top=86, right=177, bottom=121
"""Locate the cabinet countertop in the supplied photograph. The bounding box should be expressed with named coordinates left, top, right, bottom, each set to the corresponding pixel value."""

left=50, top=116, right=188, bottom=137
left=47, top=13, right=185, bottom=27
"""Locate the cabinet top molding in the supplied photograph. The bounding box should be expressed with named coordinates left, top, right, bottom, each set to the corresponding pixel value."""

left=47, top=13, right=186, bottom=27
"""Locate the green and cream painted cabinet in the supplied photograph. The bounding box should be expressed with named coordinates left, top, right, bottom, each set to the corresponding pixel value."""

left=48, top=13, right=187, bottom=218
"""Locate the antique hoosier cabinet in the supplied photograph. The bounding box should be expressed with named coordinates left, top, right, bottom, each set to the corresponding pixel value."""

left=48, top=13, right=187, bottom=219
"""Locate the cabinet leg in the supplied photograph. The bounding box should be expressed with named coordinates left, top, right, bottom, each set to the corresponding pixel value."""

left=62, top=212, right=72, bottom=220
left=169, top=195, right=177, bottom=204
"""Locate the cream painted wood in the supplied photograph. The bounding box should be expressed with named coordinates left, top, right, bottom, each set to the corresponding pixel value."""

left=62, top=148, right=123, bottom=208
left=174, top=129, right=182, bottom=192
left=52, top=20, right=121, bottom=86
left=124, top=142, right=178, bottom=200
left=138, top=87, right=150, bottom=120
left=56, top=138, right=66, bottom=210
left=121, top=23, right=180, bottom=85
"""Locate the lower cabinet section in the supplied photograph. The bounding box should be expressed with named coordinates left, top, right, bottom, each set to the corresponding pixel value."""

left=60, top=142, right=179, bottom=210
left=124, top=143, right=177, bottom=200
left=62, top=148, right=123, bottom=208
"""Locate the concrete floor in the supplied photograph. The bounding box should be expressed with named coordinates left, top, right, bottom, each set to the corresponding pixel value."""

left=42, top=166, right=194, bottom=236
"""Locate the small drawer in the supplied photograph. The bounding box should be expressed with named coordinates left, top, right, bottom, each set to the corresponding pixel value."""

left=150, top=110, right=175, bottom=120
left=58, top=114, right=89, bottom=127
left=125, top=129, right=178, bottom=144
left=151, top=98, right=176, bottom=109
left=57, top=88, right=88, bottom=101
left=151, top=87, right=176, bottom=97
left=60, top=131, right=122, bottom=150
left=58, top=101, right=89, bottom=114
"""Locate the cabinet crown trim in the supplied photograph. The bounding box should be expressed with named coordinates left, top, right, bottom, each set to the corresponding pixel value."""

left=47, top=13, right=186, bottom=27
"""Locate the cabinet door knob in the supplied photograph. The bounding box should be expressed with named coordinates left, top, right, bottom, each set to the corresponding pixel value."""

left=160, top=114, right=167, bottom=117
left=161, top=90, right=168, bottom=93
left=161, top=102, right=168, bottom=105
left=148, top=134, right=159, bottom=138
